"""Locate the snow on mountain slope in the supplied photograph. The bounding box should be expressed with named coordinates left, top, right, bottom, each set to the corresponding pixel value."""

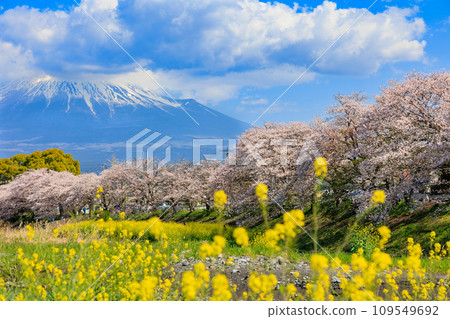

left=0, top=77, right=179, bottom=115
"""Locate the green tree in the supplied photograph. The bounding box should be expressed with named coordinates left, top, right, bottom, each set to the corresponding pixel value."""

left=0, top=158, right=27, bottom=183
left=0, top=149, right=80, bottom=184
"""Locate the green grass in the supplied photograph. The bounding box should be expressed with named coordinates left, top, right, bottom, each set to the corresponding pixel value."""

left=386, top=203, right=450, bottom=253
left=2, top=238, right=448, bottom=278
left=139, top=200, right=449, bottom=273
left=167, top=209, right=219, bottom=223
left=87, top=199, right=449, bottom=259
left=293, top=201, right=450, bottom=254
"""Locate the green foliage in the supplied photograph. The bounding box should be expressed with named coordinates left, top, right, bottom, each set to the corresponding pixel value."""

left=99, top=210, right=111, bottom=221
left=0, top=158, right=28, bottom=183
left=8, top=208, right=36, bottom=224
left=348, top=224, right=380, bottom=256
left=389, top=200, right=410, bottom=218
left=128, top=211, right=159, bottom=221
left=0, top=149, right=80, bottom=183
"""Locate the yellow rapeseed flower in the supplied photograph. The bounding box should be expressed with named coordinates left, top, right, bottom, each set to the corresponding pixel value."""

left=371, top=249, right=392, bottom=270
left=214, top=190, right=227, bottom=208
left=213, top=235, right=226, bottom=249
left=25, top=225, right=34, bottom=241
left=310, top=254, right=328, bottom=272
left=371, top=190, right=386, bottom=203
left=429, top=231, right=436, bottom=241
left=283, top=210, right=305, bottom=238
left=434, top=243, right=441, bottom=253
left=255, top=183, right=268, bottom=201
left=437, top=285, right=447, bottom=301
left=248, top=273, right=277, bottom=301
left=264, top=229, right=280, bottom=250
left=286, top=283, right=297, bottom=297
left=378, top=226, right=391, bottom=249
left=148, top=217, right=164, bottom=240
left=210, top=274, right=232, bottom=301
left=198, top=237, right=225, bottom=259
left=233, top=227, right=249, bottom=247
left=198, top=243, right=213, bottom=259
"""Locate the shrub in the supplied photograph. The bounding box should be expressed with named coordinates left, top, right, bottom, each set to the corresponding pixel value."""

left=349, top=224, right=380, bottom=256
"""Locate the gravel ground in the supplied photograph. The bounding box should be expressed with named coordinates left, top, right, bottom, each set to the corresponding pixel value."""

left=172, top=255, right=345, bottom=297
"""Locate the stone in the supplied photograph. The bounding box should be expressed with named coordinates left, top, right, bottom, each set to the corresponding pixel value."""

left=181, top=259, right=190, bottom=266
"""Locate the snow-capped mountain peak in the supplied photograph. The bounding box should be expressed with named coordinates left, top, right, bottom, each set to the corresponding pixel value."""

left=0, top=77, right=179, bottom=115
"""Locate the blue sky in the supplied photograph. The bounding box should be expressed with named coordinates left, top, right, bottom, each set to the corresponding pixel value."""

left=0, top=0, right=448, bottom=124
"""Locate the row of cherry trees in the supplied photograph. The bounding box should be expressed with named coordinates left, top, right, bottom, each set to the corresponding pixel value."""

left=0, top=160, right=223, bottom=221
left=218, top=71, right=449, bottom=221
left=0, top=71, right=448, bottom=222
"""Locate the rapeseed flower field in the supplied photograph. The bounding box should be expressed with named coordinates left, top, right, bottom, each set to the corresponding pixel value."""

left=0, top=160, right=448, bottom=301
left=0, top=203, right=448, bottom=300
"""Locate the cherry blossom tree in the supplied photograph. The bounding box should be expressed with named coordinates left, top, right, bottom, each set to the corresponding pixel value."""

left=158, top=160, right=221, bottom=214
left=356, top=71, right=450, bottom=216
left=0, top=169, right=99, bottom=221
left=217, top=122, right=319, bottom=219
left=311, top=93, right=370, bottom=208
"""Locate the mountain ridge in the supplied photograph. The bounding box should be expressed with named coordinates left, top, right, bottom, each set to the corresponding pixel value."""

left=0, top=78, right=249, bottom=171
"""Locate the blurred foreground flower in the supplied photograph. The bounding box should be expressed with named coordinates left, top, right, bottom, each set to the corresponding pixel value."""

left=371, top=190, right=386, bottom=203
left=378, top=226, right=391, bottom=249
left=314, top=157, right=328, bottom=178
left=214, top=190, right=227, bottom=208
left=233, top=227, right=249, bottom=247
left=255, top=183, right=268, bottom=200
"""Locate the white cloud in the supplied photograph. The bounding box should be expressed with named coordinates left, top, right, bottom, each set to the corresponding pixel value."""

left=114, top=0, right=426, bottom=74
left=0, top=7, right=68, bottom=46
left=312, top=5, right=426, bottom=74
left=112, top=64, right=317, bottom=104
left=0, top=1, right=131, bottom=75
left=0, top=0, right=428, bottom=97
left=0, top=41, right=38, bottom=80
left=241, top=98, right=269, bottom=105
left=235, top=101, right=300, bottom=115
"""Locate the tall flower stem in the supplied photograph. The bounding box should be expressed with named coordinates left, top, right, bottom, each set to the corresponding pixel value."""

left=217, top=207, right=224, bottom=236
left=214, top=190, right=227, bottom=236
left=312, top=181, right=321, bottom=253
left=261, top=200, right=269, bottom=230
left=312, top=157, right=328, bottom=253
left=255, top=183, right=269, bottom=230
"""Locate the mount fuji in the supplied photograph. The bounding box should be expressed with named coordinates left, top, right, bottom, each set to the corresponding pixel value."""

left=0, top=77, right=250, bottom=171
